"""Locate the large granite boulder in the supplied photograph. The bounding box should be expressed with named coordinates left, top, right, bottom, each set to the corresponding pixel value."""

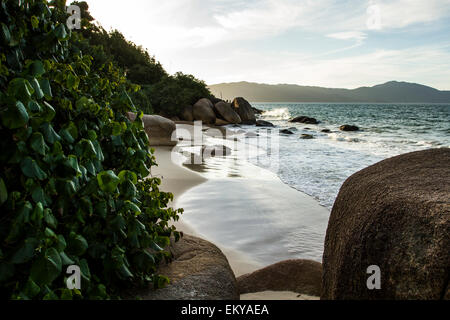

left=231, top=97, right=256, bottom=124
left=322, top=149, right=450, bottom=300
left=237, top=260, right=322, bottom=296
left=214, top=101, right=242, bottom=124
left=193, top=98, right=216, bottom=124
left=181, top=105, right=194, bottom=122
left=127, top=113, right=176, bottom=146
left=135, top=235, right=239, bottom=300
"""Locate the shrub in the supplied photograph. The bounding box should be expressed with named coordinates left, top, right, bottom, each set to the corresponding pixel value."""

left=0, top=0, right=182, bottom=299
left=149, top=72, right=214, bottom=117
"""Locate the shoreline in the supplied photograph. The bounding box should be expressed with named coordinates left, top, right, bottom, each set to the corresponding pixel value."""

left=150, top=146, right=264, bottom=277
left=150, top=125, right=330, bottom=300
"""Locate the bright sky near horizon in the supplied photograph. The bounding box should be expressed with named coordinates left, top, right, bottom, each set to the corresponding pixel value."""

left=84, top=0, right=450, bottom=90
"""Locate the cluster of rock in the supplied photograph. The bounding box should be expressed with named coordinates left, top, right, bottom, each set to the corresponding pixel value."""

left=180, top=97, right=268, bottom=126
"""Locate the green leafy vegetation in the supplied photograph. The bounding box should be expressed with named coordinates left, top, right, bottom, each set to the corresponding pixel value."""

left=72, top=1, right=214, bottom=117
left=0, top=0, right=183, bottom=299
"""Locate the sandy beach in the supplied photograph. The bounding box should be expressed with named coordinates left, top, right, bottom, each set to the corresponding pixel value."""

left=149, top=124, right=330, bottom=299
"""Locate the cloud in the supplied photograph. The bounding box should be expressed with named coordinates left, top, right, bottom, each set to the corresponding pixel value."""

left=327, top=31, right=367, bottom=41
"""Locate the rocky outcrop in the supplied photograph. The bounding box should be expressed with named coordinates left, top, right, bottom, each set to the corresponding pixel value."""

left=339, top=124, right=359, bottom=131
left=280, top=129, right=294, bottom=135
left=135, top=235, right=239, bottom=300
left=322, top=149, right=450, bottom=300
left=215, top=118, right=230, bottom=126
left=256, top=120, right=274, bottom=127
left=193, top=98, right=216, bottom=124
left=252, top=107, right=264, bottom=115
left=213, top=101, right=242, bottom=124
left=127, top=113, right=177, bottom=146
left=181, top=105, right=194, bottom=122
left=237, top=260, right=322, bottom=296
left=231, top=97, right=256, bottom=124
left=290, top=116, right=319, bottom=124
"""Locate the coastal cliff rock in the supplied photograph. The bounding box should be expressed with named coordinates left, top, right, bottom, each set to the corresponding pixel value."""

left=339, top=124, right=359, bottom=131
left=290, top=116, right=319, bottom=124
left=136, top=235, right=239, bottom=300
left=237, top=260, right=322, bottom=296
left=127, top=113, right=177, bottom=146
left=181, top=105, right=194, bottom=121
left=213, top=101, right=242, bottom=124
left=193, top=98, right=216, bottom=124
left=231, top=97, right=256, bottom=124
left=322, top=149, right=450, bottom=300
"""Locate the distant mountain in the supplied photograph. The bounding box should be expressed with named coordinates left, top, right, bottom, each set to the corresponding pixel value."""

left=208, top=81, right=450, bottom=103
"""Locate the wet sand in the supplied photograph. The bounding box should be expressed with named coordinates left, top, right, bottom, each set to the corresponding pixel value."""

left=151, top=124, right=329, bottom=299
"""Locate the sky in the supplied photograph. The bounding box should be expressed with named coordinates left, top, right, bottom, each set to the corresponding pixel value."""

left=84, top=0, right=450, bottom=90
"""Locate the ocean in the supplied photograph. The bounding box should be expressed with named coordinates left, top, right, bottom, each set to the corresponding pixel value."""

left=246, top=103, right=450, bottom=208
left=176, top=103, right=449, bottom=264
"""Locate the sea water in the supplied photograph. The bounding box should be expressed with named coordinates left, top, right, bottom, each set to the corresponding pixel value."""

left=246, top=103, right=450, bottom=208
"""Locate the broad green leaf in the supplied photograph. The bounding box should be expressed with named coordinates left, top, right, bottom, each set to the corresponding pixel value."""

left=97, top=170, right=120, bottom=193
left=31, top=16, right=39, bottom=29
left=44, top=209, right=57, bottom=229
left=30, top=248, right=62, bottom=286
left=41, top=123, right=61, bottom=144
left=31, top=202, right=44, bottom=222
left=67, top=234, right=88, bottom=256
left=30, top=132, right=47, bottom=155
left=124, top=200, right=141, bottom=215
left=66, top=73, right=79, bottom=90
left=28, top=100, right=41, bottom=113
left=118, top=170, right=137, bottom=184
left=54, top=24, right=67, bottom=40
left=59, top=252, right=74, bottom=265
left=1, top=23, right=11, bottom=45
left=31, top=187, right=50, bottom=206
left=11, top=238, right=38, bottom=264
left=39, top=78, right=52, bottom=98
left=0, top=178, right=7, bottom=205
left=29, top=78, right=44, bottom=99
left=29, top=60, right=45, bottom=77
left=41, top=101, right=56, bottom=122
left=8, top=78, right=34, bottom=101
left=1, top=101, right=29, bottom=129
left=21, top=157, right=47, bottom=180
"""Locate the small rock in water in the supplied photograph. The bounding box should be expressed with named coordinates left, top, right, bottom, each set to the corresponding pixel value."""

left=321, top=129, right=331, bottom=133
left=300, top=134, right=314, bottom=139
left=280, top=129, right=294, bottom=135
left=339, top=125, right=359, bottom=131
left=256, top=120, right=274, bottom=127
left=289, top=116, right=319, bottom=124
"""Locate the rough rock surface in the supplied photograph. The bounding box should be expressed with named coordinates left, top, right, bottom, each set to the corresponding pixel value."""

left=280, top=129, right=294, bottom=135
left=256, top=120, right=274, bottom=127
left=127, top=113, right=177, bottom=146
left=231, top=97, right=256, bottom=124
left=322, top=149, right=450, bottom=300
left=193, top=98, right=216, bottom=124
left=214, top=101, right=242, bottom=124
left=237, top=260, right=322, bottom=296
left=290, top=116, right=319, bottom=124
left=135, top=235, right=239, bottom=300
left=181, top=105, right=194, bottom=121
left=300, top=134, right=314, bottom=139
left=339, top=124, right=359, bottom=131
